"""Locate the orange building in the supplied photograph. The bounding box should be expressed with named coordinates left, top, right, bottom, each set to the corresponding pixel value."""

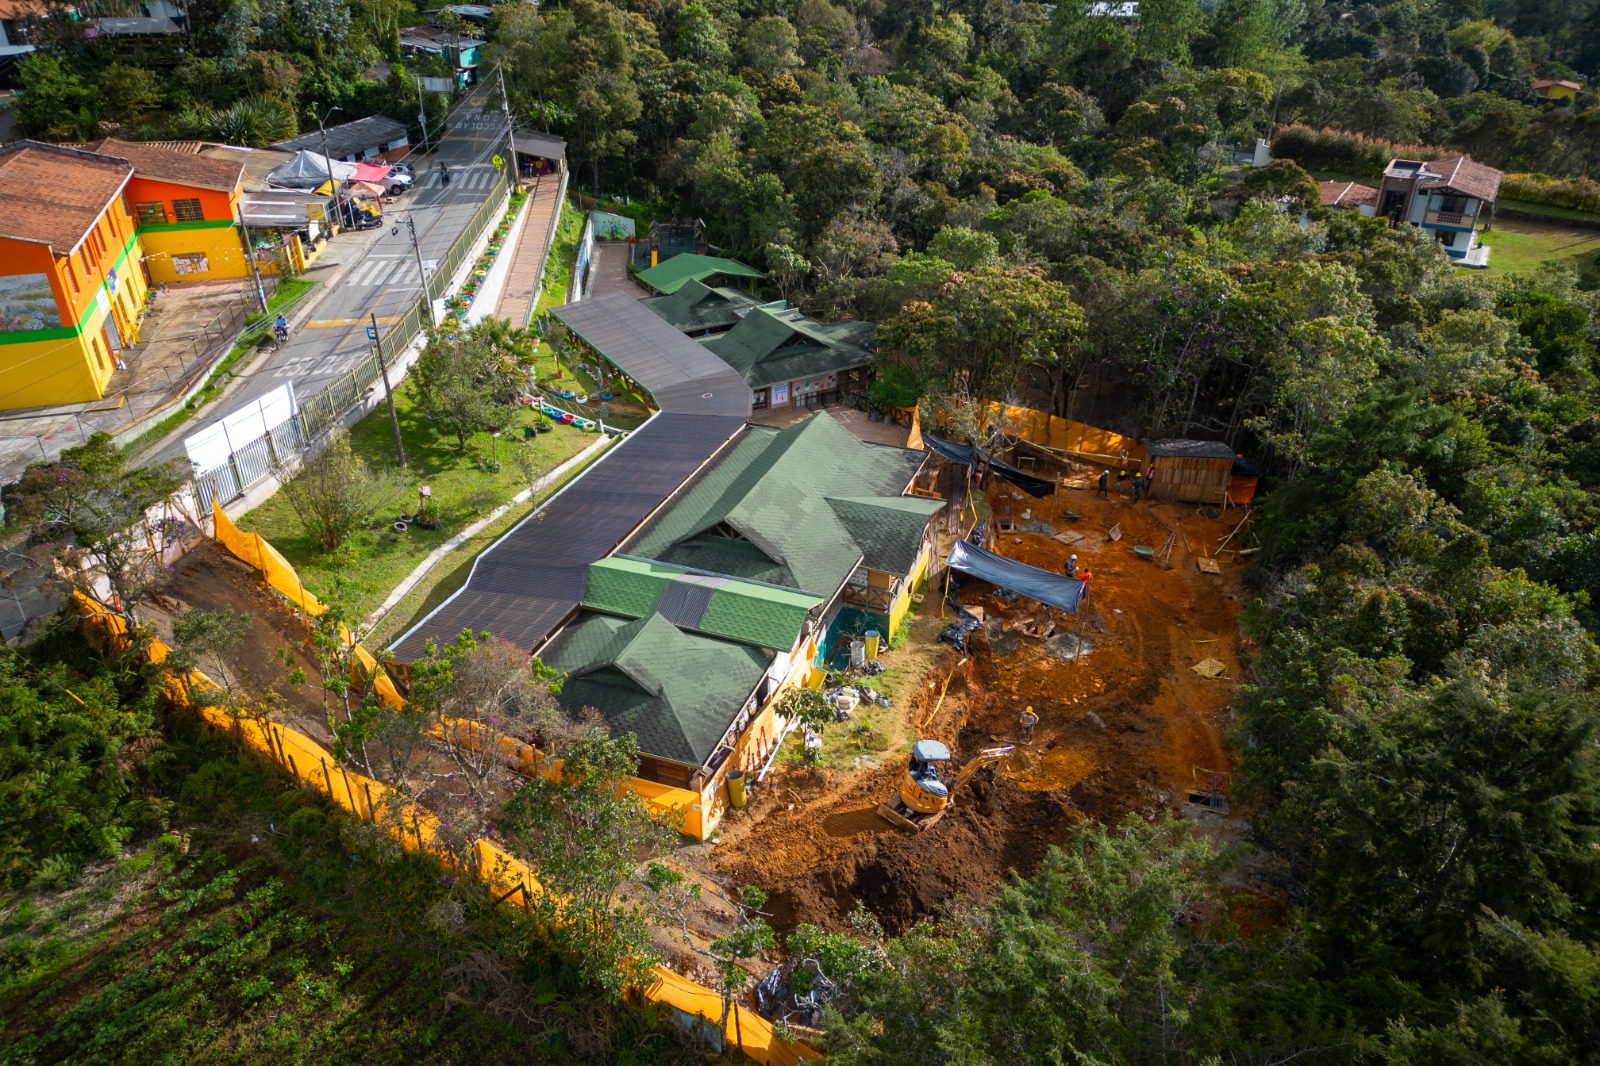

left=83, top=138, right=251, bottom=284
left=0, top=143, right=146, bottom=409
left=0, top=139, right=254, bottom=411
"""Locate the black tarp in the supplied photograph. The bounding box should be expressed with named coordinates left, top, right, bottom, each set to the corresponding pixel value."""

left=946, top=540, right=1085, bottom=613
left=924, top=434, right=1055, bottom=498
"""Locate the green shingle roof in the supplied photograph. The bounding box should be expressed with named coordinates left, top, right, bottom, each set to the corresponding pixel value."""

left=626, top=414, right=937, bottom=600
left=642, top=279, right=777, bottom=334
left=703, top=305, right=875, bottom=389
left=582, top=556, right=821, bottom=651
left=636, top=254, right=766, bottom=295
left=542, top=612, right=771, bottom=766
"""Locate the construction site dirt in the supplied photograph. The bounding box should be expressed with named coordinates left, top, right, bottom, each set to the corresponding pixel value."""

left=713, top=467, right=1249, bottom=938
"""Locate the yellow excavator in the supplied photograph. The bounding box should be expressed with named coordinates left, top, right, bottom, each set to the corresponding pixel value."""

left=877, top=740, right=1016, bottom=831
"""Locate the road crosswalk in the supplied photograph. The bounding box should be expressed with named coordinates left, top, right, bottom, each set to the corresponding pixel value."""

left=419, top=164, right=505, bottom=192
left=343, top=255, right=425, bottom=290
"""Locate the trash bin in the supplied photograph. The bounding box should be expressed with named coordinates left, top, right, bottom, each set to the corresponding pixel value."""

left=864, top=629, right=881, bottom=660
left=727, top=769, right=747, bottom=809
left=850, top=639, right=867, bottom=670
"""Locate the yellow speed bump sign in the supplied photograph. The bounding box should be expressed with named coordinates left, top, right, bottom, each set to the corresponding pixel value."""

left=491, top=153, right=504, bottom=170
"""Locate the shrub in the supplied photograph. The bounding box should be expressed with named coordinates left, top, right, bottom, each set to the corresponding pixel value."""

left=1271, top=124, right=1454, bottom=177
left=1500, top=172, right=1600, bottom=215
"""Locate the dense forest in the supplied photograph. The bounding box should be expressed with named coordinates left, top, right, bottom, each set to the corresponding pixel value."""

left=6, top=0, right=1600, bottom=1061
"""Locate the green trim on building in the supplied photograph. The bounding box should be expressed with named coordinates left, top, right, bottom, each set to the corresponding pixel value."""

left=0, top=231, right=141, bottom=345
left=583, top=555, right=821, bottom=651
left=137, top=218, right=237, bottom=234
left=636, top=253, right=765, bottom=296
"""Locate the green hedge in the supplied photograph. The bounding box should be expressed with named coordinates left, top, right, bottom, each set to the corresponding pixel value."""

left=1270, top=124, right=1453, bottom=179
left=1500, top=172, right=1600, bottom=216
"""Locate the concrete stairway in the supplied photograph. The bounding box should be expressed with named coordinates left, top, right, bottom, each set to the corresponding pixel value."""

left=494, top=175, right=563, bottom=326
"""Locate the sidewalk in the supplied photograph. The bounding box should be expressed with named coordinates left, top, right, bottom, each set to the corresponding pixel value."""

left=590, top=240, right=649, bottom=299
left=0, top=280, right=255, bottom=479
left=494, top=175, right=564, bottom=326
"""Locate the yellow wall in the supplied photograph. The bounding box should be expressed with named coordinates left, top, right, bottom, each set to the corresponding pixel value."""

left=1537, top=84, right=1579, bottom=103
left=140, top=224, right=253, bottom=284
left=888, top=536, right=933, bottom=642
left=0, top=227, right=148, bottom=410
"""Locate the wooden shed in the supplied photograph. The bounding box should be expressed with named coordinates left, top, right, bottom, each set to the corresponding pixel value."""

left=1141, top=439, right=1236, bottom=505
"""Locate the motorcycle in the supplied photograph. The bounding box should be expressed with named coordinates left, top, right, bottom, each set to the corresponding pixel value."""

left=273, top=321, right=289, bottom=344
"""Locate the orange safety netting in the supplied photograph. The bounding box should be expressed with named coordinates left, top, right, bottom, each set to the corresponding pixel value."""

left=71, top=591, right=820, bottom=1064
left=983, top=402, right=1148, bottom=467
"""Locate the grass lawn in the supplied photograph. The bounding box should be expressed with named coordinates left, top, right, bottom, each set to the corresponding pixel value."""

left=1497, top=198, right=1600, bottom=224
left=237, top=375, right=600, bottom=625
left=533, top=195, right=584, bottom=319
left=1483, top=217, right=1600, bottom=281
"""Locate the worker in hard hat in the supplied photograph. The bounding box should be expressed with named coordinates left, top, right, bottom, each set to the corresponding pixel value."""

left=1020, top=705, right=1039, bottom=744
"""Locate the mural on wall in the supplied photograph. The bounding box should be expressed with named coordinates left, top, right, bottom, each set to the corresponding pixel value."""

left=0, top=274, right=64, bottom=333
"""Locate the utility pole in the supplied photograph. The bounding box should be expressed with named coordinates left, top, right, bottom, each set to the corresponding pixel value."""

left=416, top=76, right=431, bottom=154
left=236, top=200, right=269, bottom=314
left=397, top=216, right=438, bottom=327
left=315, top=105, right=343, bottom=226
left=497, top=62, right=516, bottom=192
left=370, top=311, right=407, bottom=469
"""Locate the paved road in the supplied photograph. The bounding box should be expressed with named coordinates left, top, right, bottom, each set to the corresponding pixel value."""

left=149, top=82, right=514, bottom=466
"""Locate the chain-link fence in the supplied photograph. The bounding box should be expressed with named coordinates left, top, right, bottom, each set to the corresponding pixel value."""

left=192, top=180, right=512, bottom=512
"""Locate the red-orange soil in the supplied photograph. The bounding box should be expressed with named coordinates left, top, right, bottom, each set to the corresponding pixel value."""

left=713, top=468, right=1247, bottom=936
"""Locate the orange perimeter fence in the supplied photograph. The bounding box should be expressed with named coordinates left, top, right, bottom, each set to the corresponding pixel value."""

left=70, top=520, right=819, bottom=1064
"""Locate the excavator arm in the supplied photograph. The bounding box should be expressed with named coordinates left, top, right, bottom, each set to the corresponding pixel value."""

left=948, top=745, right=1016, bottom=794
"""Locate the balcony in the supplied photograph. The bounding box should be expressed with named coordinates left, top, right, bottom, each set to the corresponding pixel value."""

left=1424, top=209, right=1477, bottom=228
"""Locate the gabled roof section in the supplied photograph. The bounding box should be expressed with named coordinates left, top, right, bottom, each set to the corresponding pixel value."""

left=826, top=496, right=943, bottom=574
left=643, top=278, right=775, bottom=334
left=627, top=413, right=930, bottom=598
left=1318, top=180, right=1377, bottom=209
left=542, top=612, right=771, bottom=766
left=0, top=141, right=132, bottom=254
left=704, top=305, right=875, bottom=389
left=637, top=253, right=765, bottom=295
left=583, top=556, right=821, bottom=651
left=1418, top=155, right=1503, bottom=204
left=84, top=137, right=244, bottom=193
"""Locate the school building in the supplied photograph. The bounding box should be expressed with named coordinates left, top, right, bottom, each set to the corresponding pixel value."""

left=0, top=139, right=249, bottom=411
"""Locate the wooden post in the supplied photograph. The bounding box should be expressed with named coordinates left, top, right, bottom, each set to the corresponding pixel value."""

left=339, top=764, right=355, bottom=813
left=363, top=781, right=377, bottom=823
left=320, top=756, right=334, bottom=797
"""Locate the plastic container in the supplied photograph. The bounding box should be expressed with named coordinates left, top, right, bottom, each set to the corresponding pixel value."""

left=864, top=630, right=881, bottom=660
left=850, top=639, right=867, bottom=669
left=727, top=769, right=747, bottom=809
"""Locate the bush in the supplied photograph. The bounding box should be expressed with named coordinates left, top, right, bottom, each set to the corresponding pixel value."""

left=1500, top=172, right=1600, bottom=215
left=1271, top=124, right=1454, bottom=177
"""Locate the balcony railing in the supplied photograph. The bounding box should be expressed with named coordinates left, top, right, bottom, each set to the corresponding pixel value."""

left=1425, top=209, right=1476, bottom=227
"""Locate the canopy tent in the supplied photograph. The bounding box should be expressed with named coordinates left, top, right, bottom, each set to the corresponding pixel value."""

left=345, top=180, right=387, bottom=198
left=351, top=161, right=393, bottom=184
left=267, top=150, right=356, bottom=190
left=923, top=434, right=1055, bottom=498
left=946, top=540, right=1085, bottom=613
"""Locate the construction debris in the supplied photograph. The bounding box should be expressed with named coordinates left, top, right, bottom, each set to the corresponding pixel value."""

left=1191, top=657, right=1227, bottom=679
left=1196, top=557, right=1222, bottom=574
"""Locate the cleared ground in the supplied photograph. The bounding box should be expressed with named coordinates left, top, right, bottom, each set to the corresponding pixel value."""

left=711, top=467, right=1246, bottom=937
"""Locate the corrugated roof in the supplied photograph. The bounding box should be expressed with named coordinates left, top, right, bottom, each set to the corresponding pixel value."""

left=389, top=413, right=747, bottom=660
left=85, top=137, right=243, bottom=193
left=0, top=141, right=131, bottom=253
left=704, top=305, right=875, bottom=389
left=1144, top=439, right=1237, bottom=459
left=273, top=115, right=409, bottom=159
left=551, top=292, right=752, bottom=417
left=626, top=413, right=934, bottom=598
left=583, top=555, right=820, bottom=650
left=636, top=253, right=765, bottom=295
left=542, top=612, right=771, bottom=766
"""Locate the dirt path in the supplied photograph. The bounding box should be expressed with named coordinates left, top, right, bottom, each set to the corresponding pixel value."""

left=713, top=473, right=1246, bottom=937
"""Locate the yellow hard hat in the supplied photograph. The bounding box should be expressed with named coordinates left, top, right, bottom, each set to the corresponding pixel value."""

left=1025, top=706, right=1033, bottom=713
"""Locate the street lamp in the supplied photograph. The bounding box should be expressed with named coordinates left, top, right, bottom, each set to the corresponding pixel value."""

left=314, top=105, right=343, bottom=223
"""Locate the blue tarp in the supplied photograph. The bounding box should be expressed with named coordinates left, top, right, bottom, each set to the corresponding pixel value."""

left=924, top=434, right=1055, bottom=498
left=946, top=539, right=1085, bottom=613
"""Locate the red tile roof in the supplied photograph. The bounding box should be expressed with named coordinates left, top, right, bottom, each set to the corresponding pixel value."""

left=1533, top=79, right=1582, bottom=92
left=83, top=137, right=244, bottom=193
left=1419, top=155, right=1504, bottom=204
left=1318, top=180, right=1378, bottom=209
left=0, top=141, right=131, bottom=254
